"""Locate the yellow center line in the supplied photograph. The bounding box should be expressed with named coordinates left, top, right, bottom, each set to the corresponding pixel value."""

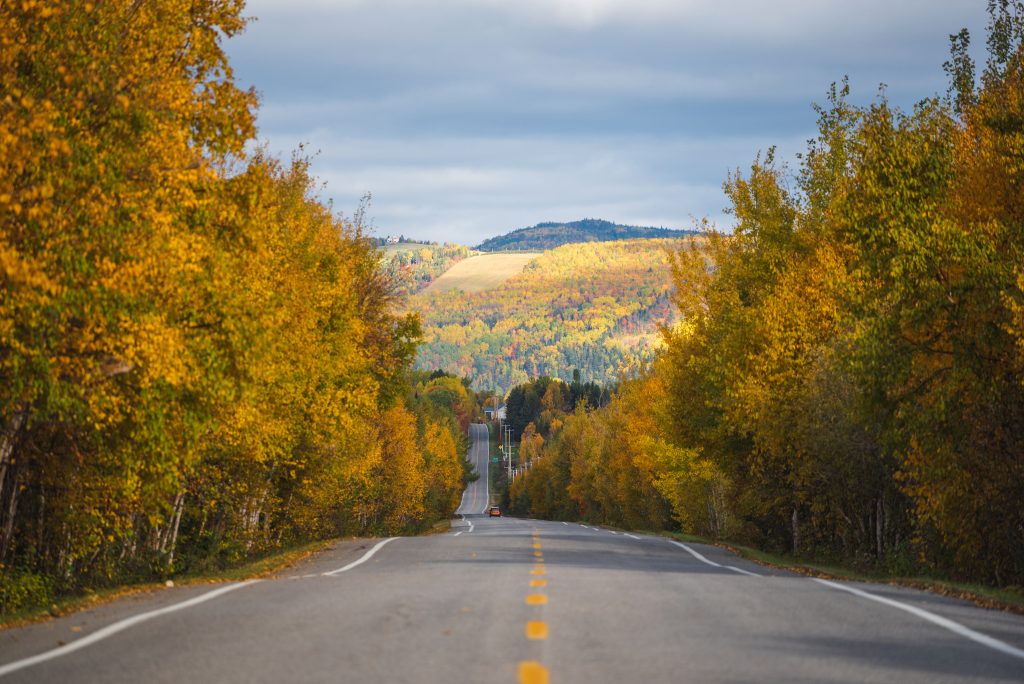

left=525, top=621, right=549, bottom=640
left=519, top=661, right=549, bottom=684
left=523, top=534, right=550, bottom=683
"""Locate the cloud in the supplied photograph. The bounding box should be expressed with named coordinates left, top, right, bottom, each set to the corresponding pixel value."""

left=228, top=0, right=992, bottom=243
left=257, top=131, right=806, bottom=243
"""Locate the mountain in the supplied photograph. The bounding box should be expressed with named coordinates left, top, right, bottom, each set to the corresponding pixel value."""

left=475, top=218, right=696, bottom=252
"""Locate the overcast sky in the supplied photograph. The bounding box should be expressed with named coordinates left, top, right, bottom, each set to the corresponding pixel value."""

left=226, top=0, right=990, bottom=245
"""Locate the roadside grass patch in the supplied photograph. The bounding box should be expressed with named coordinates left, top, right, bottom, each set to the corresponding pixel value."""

left=655, top=530, right=1024, bottom=614
left=0, top=539, right=334, bottom=630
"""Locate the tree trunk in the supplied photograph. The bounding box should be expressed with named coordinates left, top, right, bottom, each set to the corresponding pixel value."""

left=791, top=507, right=800, bottom=556
left=876, top=497, right=884, bottom=559
left=0, top=411, right=27, bottom=563
left=166, top=493, right=185, bottom=570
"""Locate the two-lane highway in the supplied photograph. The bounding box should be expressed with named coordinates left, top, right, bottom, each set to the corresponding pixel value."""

left=1, top=423, right=1023, bottom=682
left=456, top=422, right=491, bottom=519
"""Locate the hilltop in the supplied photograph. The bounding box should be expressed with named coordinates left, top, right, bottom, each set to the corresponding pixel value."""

left=475, top=218, right=695, bottom=252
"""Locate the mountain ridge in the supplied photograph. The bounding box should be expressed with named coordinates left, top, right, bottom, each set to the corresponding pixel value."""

left=474, top=218, right=696, bottom=252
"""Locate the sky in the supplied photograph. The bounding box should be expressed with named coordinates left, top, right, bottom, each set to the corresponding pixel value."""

left=225, top=0, right=991, bottom=245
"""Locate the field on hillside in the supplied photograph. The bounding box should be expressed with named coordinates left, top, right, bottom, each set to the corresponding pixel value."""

left=410, top=239, right=682, bottom=390
left=379, top=242, right=473, bottom=296
left=423, top=253, right=541, bottom=294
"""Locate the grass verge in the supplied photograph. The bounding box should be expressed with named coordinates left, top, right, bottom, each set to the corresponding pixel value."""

left=654, top=529, right=1024, bottom=615
left=0, top=538, right=334, bottom=631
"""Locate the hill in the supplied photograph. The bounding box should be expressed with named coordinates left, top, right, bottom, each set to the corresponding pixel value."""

left=423, top=252, right=542, bottom=294
left=475, top=218, right=695, bottom=252
left=410, top=239, right=682, bottom=390
left=379, top=242, right=473, bottom=297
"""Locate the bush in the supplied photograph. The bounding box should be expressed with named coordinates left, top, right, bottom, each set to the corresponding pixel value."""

left=0, top=569, right=54, bottom=615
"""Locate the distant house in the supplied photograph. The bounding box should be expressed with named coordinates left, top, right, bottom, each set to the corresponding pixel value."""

left=385, top=235, right=400, bottom=245
left=484, top=404, right=507, bottom=421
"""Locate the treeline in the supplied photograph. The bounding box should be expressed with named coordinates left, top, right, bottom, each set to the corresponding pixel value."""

left=507, top=375, right=672, bottom=530
left=413, top=240, right=680, bottom=390
left=0, top=1, right=472, bottom=612
left=475, top=218, right=695, bottom=252
left=510, top=4, right=1024, bottom=587
left=381, top=242, right=472, bottom=297
left=504, top=373, right=610, bottom=441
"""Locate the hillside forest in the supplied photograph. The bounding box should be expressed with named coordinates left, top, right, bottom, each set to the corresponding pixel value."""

left=411, top=240, right=681, bottom=391
left=379, top=242, right=473, bottom=297
left=507, top=3, right=1024, bottom=588
left=475, top=218, right=695, bottom=252
left=0, top=1, right=480, bottom=613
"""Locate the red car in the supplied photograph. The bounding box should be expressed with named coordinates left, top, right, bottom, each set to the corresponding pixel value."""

left=488, top=506, right=502, bottom=517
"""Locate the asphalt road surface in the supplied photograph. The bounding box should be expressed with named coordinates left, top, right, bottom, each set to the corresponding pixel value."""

left=456, top=422, right=491, bottom=517
left=1, top=423, right=1023, bottom=683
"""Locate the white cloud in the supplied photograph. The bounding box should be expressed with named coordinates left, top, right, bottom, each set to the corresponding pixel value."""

left=251, top=131, right=806, bottom=243
left=230, top=0, right=992, bottom=243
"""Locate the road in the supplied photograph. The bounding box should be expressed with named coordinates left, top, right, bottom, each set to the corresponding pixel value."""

left=456, top=422, right=491, bottom=517
left=1, top=423, right=1023, bottom=682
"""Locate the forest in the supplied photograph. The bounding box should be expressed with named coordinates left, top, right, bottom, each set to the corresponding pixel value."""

left=475, top=218, right=695, bottom=252
left=0, top=1, right=477, bottom=613
left=411, top=239, right=681, bottom=391
left=379, top=242, right=472, bottom=297
left=508, top=2, right=1024, bottom=588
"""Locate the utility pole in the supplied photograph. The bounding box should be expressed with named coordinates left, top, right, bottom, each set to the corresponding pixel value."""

left=505, top=423, right=512, bottom=481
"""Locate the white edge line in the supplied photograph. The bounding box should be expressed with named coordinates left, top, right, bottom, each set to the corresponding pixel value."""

left=453, top=531, right=463, bottom=537
left=322, top=537, right=398, bottom=576
left=670, top=540, right=722, bottom=567
left=624, top=533, right=640, bottom=540
left=812, top=578, right=1024, bottom=661
left=726, top=565, right=761, bottom=577
left=561, top=522, right=568, bottom=526
left=670, top=540, right=760, bottom=577
left=0, top=580, right=261, bottom=678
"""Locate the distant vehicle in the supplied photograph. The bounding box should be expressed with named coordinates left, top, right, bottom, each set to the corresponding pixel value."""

left=488, top=506, right=502, bottom=517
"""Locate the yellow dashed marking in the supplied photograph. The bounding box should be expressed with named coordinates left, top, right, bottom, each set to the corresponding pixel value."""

left=530, top=566, right=545, bottom=575
left=534, top=550, right=543, bottom=557
left=532, top=543, right=542, bottom=549
left=518, top=661, right=549, bottom=684
left=530, top=579, right=547, bottom=587
left=525, top=621, right=549, bottom=640
left=526, top=594, right=548, bottom=605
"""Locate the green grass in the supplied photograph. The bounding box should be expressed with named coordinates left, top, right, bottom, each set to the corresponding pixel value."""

left=0, top=539, right=334, bottom=630
left=653, top=530, right=1024, bottom=614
